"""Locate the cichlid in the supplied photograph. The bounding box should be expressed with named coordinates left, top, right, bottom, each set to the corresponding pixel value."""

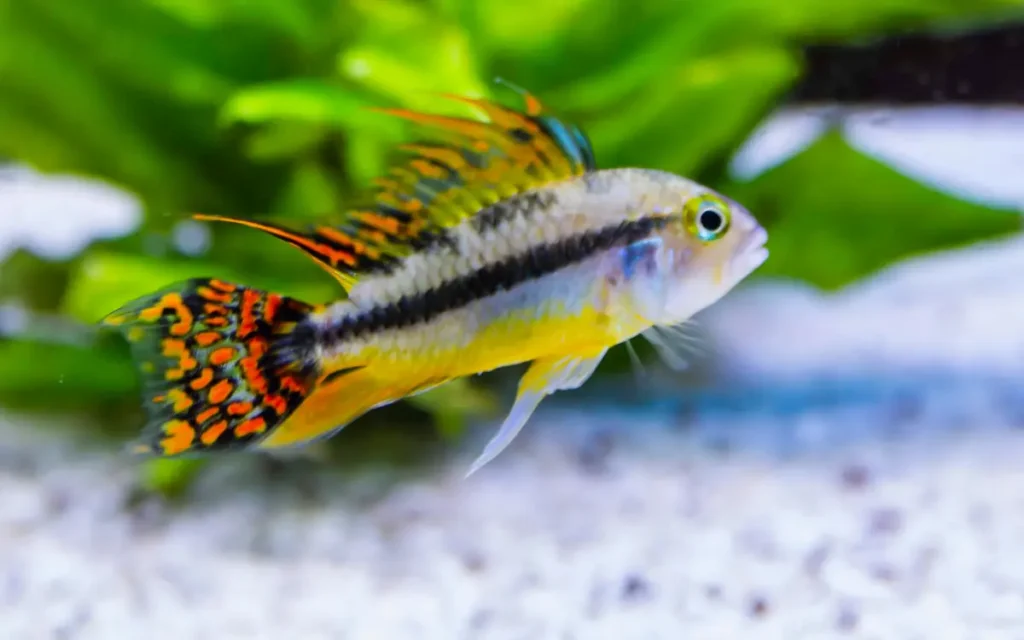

left=101, top=88, right=768, bottom=476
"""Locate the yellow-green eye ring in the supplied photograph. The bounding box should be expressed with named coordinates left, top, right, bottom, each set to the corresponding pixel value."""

left=684, top=196, right=730, bottom=242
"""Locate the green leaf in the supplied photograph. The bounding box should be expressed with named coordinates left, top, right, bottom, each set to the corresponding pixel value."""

left=139, top=458, right=207, bottom=498
left=220, top=79, right=393, bottom=133
left=540, top=1, right=746, bottom=111
left=731, top=131, right=1023, bottom=289
left=589, top=47, right=799, bottom=177
left=405, top=378, right=498, bottom=440
left=273, top=161, right=344, bottom=219
left=0, top=338, right=138, bottom=409
left=241, top=121, right=328, bottom=161
left=18, top=0, right=236, bottom=104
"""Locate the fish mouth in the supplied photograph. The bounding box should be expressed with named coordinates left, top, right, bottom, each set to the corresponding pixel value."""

left=732, top=226, right=769, bottom=277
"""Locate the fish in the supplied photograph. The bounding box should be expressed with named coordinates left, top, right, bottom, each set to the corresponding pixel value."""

left=100, top=87, right=769, bottom=477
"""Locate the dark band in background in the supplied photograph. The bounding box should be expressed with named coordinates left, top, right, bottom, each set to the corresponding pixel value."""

left=790, top=20, right=1024, bottom=105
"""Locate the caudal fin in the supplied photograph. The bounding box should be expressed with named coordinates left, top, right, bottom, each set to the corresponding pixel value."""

left=101, top=278, right=320, bottom=456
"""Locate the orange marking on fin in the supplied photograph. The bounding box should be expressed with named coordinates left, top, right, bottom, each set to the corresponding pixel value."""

left=167, top=389, right=193, bottom=412
left=444, top=94, right=544, bottom=135
left=190, top=368, right=215, bottom=390
left=165, top=368, right=185, bottom=381
left=137, top=293, right=174, bottom=322
left=373, top=107, right=495, bottom=141
left=179, top=353, right=198, bottom=373
left=238, top=289, right=260, bottom=339
left=197, top=286, right=232, bottom=303
left=205, top=317, right=228, bottom=327
left=410, top=158, right=444, bottom=179
left=263, top=394, right=287, bottom=415
left=279, top=375, right=307, bottom=394
left=196, top=407, right=220, bottom=424
left=315, top=226, right=355, bottom=247
left=204, top=303, right=229, bottom=316
left=210, top=347, right=236, bottom=366
left=264, top=295, right=281, bottom=324
left=208, top=279, right=237, bottom=293
left=194, top=331, right=221, bottom=347
left=240, top=354, right=268, bottom=395
left=208, top=379, right=234, bottom=405
left=227, top=401, right=253, bottom=416
left=356, top=212, right=401, bottom=235
left=160, top=420, right=195, bottom=455
left=161, top=294, right=194, bottom=337
left=248, top=337, right=268, bottom=358
left=400, top=144, right=469, bottom=171
left=201, top=420, right=228, bottom=446
left=161, top=338, right=186, bottom=357
left=522, top=92, right=543, bottom=116
left=235, top=417, right=267, bottom=437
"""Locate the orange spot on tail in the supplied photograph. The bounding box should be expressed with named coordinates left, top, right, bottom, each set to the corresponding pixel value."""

left=264, top=394, right=288, bottom=416
left=279, top=375, right=307, bottom=394
left=196, top=407, right=220, bottom=424
left=208, top=379, right=234, bottom=405
left=209, top=347, right=236, bottom=366
left=201, top=420, right=229, bottom=446
left=167, top=389, right=193, bottom=412
left=248, top=337, right=268, bottom=358
left=162, top=339, right=186, bottom=357
left=235, top=417, right=267, bottom=437
left=357, top=212, right=401, bottom=235
left=195, top=331, right=221, bottom=347
left=209, top=279, right=237, bottom=293
left=227, top=401, right=253, bottom=416
left=190, top=368, right=215, bottom=391
left=160, top=420, right=195, bottom=455
left=197, top=286, right=232, bottom=303
left=264, top=295, right=282, bottom=324
left=239, top=289, right=261, bottom=339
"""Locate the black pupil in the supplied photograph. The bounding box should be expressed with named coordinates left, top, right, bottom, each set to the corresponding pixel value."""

left=699, top=209, right=722, bottom=232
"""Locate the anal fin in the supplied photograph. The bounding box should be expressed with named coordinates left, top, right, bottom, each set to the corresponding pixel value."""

left=464, top=350, right=607, bottom=477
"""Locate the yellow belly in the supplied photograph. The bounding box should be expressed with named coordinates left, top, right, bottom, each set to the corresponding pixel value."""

left=257, top=294, right=642, bottom=450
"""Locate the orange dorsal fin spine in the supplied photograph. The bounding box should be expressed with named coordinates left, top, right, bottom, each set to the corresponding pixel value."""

left=193, top=214, right=361, bottom=291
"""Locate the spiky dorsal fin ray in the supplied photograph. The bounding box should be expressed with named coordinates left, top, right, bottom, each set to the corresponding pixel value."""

left=195, top=88, right=597, bottom=291
left=192, top=214, right=363, bottom=291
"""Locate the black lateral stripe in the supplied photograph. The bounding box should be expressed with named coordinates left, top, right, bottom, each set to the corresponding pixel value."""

left=323, top=215, right=669, bottom=343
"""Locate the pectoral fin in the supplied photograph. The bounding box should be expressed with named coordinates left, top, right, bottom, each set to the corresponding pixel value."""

left=464, top=349, right=607, bottom=477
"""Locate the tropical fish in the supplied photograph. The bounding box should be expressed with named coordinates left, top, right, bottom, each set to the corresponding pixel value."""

left=101, top=87, right=768, bottom=477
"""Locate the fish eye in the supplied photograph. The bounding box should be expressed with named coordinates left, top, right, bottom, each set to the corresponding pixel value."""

left=683, top=196, right=730, bottom=242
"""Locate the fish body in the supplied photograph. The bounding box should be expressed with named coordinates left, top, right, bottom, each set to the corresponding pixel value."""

left=102, top=90, right=768, bottom=475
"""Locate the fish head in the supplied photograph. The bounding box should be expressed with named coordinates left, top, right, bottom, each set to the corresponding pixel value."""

left=619, top=175, right=769, bottom=326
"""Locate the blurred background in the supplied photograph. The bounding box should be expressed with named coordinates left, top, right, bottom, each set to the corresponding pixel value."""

left=3, top=1, right=1024, bottom=637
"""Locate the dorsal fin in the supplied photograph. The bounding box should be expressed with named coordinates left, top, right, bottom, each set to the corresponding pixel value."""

left=196, top=87, right=597, bottom=291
